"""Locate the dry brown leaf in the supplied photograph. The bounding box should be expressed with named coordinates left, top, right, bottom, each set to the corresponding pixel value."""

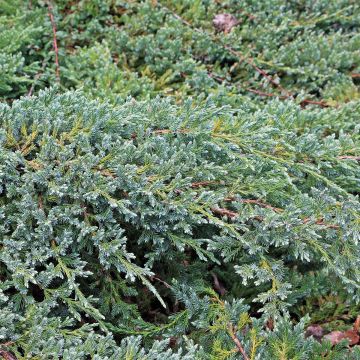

left=324, top=331, right=345, bottom=345
left=324, top=329, right=360, bottom=346
left=265, top=317, right=274, bottom=331
left=305, top=325, right=324, bottom=341
left=213, top=14, right=239, bottom=33
left=354, top=315, right=360, bottom=332
left=0, top=349, right=17, bottom=360
left=343, top=330, right=360, bottom=346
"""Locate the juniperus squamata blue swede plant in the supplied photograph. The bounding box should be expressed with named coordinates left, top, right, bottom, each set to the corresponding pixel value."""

left=0, top=89, right=359, bottom=358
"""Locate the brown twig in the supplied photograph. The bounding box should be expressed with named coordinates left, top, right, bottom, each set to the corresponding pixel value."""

left=223, top=44, right=292, bottom=97
left=212, top=199, right=339, bottom=229
left=38, top=194, right=43, bottom=210
left=151, top=276, right=171, bottom=289
left=303, top=217, right=339, bottom=229
left=222, top=196, right=284, bottom=214
left=46, top=1, right=60, bottom=82
left=81, top=203, right=90, bottom=223
left=228, top=324, right=250, bottom=360
left=153, top=129, right=190, bottom=135
left=180, top=180, right=339, bottom=229
left=338, top=155, right=360, bottom=161
left=191, top=181, right=221, bottom=188
left=299, top=99, right=330, bottom=108
left=99, top=169, right=117, bottom=178
left=241, top=199, right=283, bottom=214
left=208, top=72, right=226, bottom=84
left=211, top=207, right=238, bottom=218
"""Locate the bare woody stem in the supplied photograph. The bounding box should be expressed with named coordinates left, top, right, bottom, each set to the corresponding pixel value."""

left=227, top=324, right=250, bottom=360
left=338, top=155, right=360, bottom=161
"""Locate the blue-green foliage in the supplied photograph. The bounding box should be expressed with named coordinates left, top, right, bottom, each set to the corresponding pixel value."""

left=0, top=89, right=359, bottom=358
left=0, top=1, right=46, bottom=98
left=0, top=0, right=360, bottom=358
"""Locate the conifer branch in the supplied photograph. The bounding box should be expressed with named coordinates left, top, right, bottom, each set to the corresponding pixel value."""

left=228, top=324, right=250, bottom=360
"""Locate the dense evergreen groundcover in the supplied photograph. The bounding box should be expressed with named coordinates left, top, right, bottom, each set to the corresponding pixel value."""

left=0, top=1, right=360, bottom=359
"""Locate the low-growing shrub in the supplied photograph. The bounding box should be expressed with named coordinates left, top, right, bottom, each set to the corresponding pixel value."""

left=1, top=0, right=360, bottom=358
left=0, top=89, right=359, bottom=358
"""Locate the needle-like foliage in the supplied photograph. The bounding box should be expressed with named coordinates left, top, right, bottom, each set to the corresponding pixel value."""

left=0, top=0, right=359, bottom=359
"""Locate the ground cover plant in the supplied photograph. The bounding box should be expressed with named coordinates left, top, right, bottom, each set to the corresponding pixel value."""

left=0, top=1, right=359, bottom=359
